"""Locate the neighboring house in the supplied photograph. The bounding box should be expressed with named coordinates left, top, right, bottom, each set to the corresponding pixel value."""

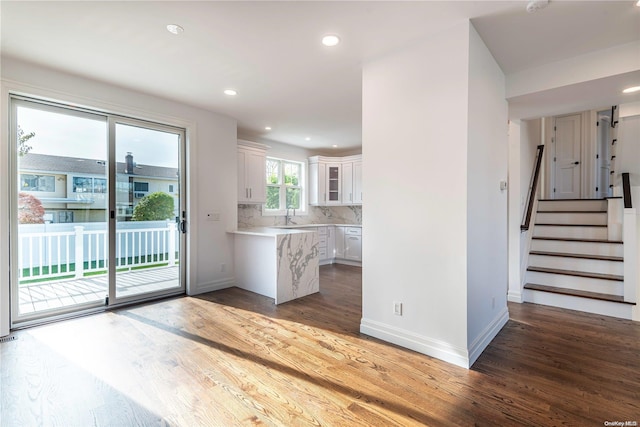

left=18, top=152, right=179, bottom=223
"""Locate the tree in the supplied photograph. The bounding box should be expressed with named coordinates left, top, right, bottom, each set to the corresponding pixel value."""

left=18, top=192, right=45, bottom=224
left=18, top=125, right=35, bottom=157
left=132, top=192, right=175, bottom=221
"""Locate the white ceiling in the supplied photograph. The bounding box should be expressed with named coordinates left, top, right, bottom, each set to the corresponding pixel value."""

left=1, top=1, right=639, bottom=150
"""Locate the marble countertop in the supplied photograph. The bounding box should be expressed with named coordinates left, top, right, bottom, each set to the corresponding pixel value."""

left=230, top=227, right=317, bottom=237
left=275, top=224, right=362, bottom=229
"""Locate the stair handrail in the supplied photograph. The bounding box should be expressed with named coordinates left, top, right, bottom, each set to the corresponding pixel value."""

left=521, top=145, right=544, bottom=231
left=622, top=172, right=632, bottom=208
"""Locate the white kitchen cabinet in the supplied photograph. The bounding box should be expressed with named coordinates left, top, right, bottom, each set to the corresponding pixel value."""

left=353, top=160, right=363, bottom=204
left=317, top=226, right=336, bottom=265
left=344, top=227, right=362, bottom=262
left=334, top=226, right=345, bottom=259
left=309, top=155, right=362, bottom=206
left=342, top=162, right=353, bottom=204
left=238, top=140, right=267, bottom=204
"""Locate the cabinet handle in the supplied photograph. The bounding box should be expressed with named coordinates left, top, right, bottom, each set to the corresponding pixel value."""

left=250, top=188, right=252, bottom=198
left=246, top=188, right=248, bottom=198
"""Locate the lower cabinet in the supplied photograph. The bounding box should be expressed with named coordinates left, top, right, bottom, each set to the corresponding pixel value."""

left=335, top=226, right=345, bottom=259
left=344, top=227, right=362, bottom=262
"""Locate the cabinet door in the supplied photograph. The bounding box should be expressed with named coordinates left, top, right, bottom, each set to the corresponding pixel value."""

left=345, top=235, right=362, bottom=261
left=326, top=226, right=335, bottom=259
left=238, top=147, right=266, bottom=203
left=342, top=162, right=354, bottom=204
left=309, top=162, right=326, bottom=206
left=237, top=150, right=249, bottom=202
left=326, top=163, right=341, bottom=204
left=353, top=161, right=363, bottom=204
left=335, top=226, right=345, bottom=258
left=246, top=151, right=266, bottom=202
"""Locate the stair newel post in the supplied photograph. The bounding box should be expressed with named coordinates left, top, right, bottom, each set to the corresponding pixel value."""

left=607, top=198, right=623, bottom=241
left=623, top=208, right=637, bottom=305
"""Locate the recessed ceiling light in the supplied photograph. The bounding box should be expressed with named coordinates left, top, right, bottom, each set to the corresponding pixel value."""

left=636, top=0, right=640, bottom=6
left=265, top=126, right=272, bottom=131
left=622, top=86, right=640, bottom=94
left=305, top=137, right=311, bottom=141
left=322, top=34, right=341, bottom=47
left=224, top=89, right=237, bottom=96
left=332, top=145, right=338, bottom=148
left=166, top=24, right=184, bottom=35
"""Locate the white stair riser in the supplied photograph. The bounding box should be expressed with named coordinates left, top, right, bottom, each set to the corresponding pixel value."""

left=525, top=271, right=623, bottom=295
left=536, top=212, right=607, bottom=225
left=537, top=200, right=607, bottom=212
left=523, top=289, right=633, bottom=319
left=533, top=225, right=607, bottom=240
left=530, top=239, right=623, bottom=257
left=528, top=255, right=623, bottom=276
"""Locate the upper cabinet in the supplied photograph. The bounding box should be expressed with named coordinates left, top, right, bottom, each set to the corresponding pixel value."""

left=238, top=140, right=267, bottom=204
left=309, top=155, right=362, bottom=206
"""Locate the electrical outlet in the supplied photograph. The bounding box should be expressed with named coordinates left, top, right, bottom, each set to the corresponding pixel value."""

left=393, top=302, right=403, bottom=316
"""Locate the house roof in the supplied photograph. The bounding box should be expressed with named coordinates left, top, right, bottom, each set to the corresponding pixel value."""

left=19, top=153, right=178, bottom=180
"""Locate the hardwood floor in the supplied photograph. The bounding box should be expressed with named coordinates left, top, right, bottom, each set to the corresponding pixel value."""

left=1, top=264, right=639, bottom=426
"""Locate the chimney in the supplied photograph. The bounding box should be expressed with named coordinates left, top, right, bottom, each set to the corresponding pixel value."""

left=125, top=152, right=134, bottom=174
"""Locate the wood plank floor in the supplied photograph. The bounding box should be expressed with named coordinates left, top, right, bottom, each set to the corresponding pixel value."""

left=1, top=264, right=639, bottom=426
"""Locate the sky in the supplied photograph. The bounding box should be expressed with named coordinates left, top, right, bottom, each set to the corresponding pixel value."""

left=17, top=105, right=180, bottom=168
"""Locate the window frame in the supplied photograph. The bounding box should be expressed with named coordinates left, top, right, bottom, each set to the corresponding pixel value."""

left=263, top=156, right=307, bottom=216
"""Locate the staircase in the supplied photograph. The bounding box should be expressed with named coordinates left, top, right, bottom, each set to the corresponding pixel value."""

left=523, top=198, right=635, bottom=319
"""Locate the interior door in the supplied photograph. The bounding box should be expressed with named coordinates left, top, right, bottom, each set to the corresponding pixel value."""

left=553, top=114, right=582, bottom=199
left=110, top=119, right=185, bottom=304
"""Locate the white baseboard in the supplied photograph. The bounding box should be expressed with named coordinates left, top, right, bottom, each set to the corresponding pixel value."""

left=468, top=307, right=509, bottom=367
left=507, top=290, right=523, bottom=303
left=360, top=318, right=470, bottom=369
left=189, top=277, right=235, bottom=295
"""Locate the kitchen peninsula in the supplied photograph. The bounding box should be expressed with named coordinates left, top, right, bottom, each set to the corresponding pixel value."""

left=231, top=227, right=319, bottom=304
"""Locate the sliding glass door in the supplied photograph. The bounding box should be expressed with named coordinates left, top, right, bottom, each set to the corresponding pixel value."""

left=111, top=120, right=183, bottom=303
left=10, top=97, right=186, bottom=325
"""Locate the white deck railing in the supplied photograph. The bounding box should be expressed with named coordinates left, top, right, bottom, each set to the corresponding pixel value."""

left=18, top=222, right=178, bottom=282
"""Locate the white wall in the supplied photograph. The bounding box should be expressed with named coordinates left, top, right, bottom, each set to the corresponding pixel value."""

left=0, top=57, right=237, bottom=333
left=465, top=25, right=509, bottom=364
left=507, top=41, right=640, bottom=99
left=361, top=21, right=472, bottom=368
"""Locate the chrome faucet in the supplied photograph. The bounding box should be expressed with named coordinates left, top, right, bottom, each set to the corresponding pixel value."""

left=285, top=207, right=296, bottom=225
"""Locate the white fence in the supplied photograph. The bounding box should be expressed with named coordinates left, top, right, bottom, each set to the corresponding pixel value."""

left=18, top=221, right=179, bottom=282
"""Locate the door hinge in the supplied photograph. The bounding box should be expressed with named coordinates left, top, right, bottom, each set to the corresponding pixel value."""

left=553, top=188, right=556, bottom=193
left=596, top=186, right=599, bottom=192
left=105, top=295, right=109, bottom=305
left=597, top=121, right=599, bottom=127
left=553, top=157, right=556, bottom=162
left=554, top=126, right=557, bottom=131
left=596, top=154, right=599, bottom=159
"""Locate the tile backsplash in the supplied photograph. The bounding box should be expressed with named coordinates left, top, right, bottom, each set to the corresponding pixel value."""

left=238, top=205, right=362, bottom=228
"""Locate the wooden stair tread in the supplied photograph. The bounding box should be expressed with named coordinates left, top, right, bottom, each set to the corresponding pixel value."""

left=535, top=223, right=607, bottom=227
left=536, top=210, right=606, bottom=214
left=532, top=236, right=623, bottom=244
left=524, top=283, right=634, bottom=304
left=529, top=251, right=623, bottom=262
left=538, top=198, right=607, bottom=201
left=526, top=266, right=623, bottom=281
